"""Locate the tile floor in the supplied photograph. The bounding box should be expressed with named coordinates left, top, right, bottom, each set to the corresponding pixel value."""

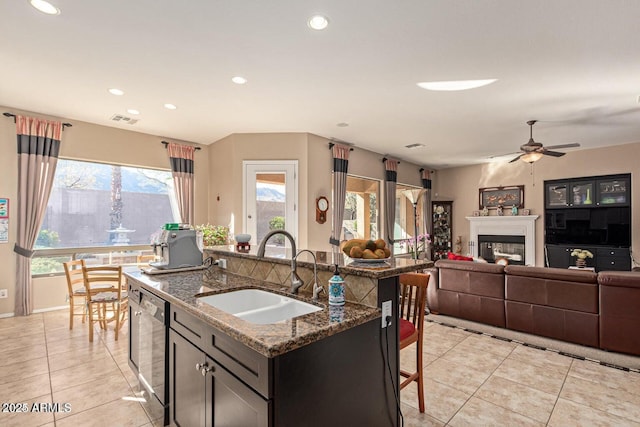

left=1, top=310, right=640, bottom=426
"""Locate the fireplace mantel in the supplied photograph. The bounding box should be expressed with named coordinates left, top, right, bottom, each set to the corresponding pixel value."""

left=466, top=215, right=540, bottom=266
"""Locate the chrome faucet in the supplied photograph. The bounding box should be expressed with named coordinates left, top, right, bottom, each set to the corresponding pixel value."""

left=257, top=230, right=303, bottom=294
left=293, top=249, right=325, bottom=302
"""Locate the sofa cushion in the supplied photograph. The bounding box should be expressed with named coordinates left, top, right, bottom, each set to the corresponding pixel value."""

left=505, top=300, right=599, bottom=347
left=504, top=265, right=597, bottom=284
left=505, top=274, right=598, bottom=313
left=435, top=259, right=504, bottom=274
left=598, top=271, right=640, bottom=289
left=435, top=259, right=505, bottom=299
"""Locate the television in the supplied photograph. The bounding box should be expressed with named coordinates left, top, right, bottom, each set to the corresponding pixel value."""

left=544, top=207, right=630, bottom=247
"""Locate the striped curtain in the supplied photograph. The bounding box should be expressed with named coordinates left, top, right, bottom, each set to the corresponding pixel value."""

left=14, top=115, right=62, bottom=316
left=383, top=158, right=398, bottom=246
left=329, top=143, right=351, bottom=248
left=167, top=143, right=195, bottom=226
left=420, top=169, right=433, bottom=260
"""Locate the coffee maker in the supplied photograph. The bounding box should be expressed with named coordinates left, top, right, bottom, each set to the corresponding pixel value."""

left=150, top=227, right=203, bottom=270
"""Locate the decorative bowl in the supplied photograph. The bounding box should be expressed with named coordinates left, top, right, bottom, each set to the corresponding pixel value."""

left=235, top=234, right=251, bottom=243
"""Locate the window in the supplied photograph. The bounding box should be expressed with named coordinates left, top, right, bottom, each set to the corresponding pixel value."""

left=393, top=184, right=423, bottom=255
left=343, top=175, right=379, bottom=241
left=32, top=159, right=178, bottom=275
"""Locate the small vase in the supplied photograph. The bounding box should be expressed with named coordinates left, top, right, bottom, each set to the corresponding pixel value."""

left=576, top=258, right=586, bottom=268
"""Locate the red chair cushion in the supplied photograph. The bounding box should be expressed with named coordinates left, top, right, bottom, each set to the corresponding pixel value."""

left=399, top=318, right=416, bottom=341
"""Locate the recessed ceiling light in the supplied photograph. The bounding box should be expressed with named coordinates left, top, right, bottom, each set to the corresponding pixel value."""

left=308, top=15, right=329, bottom=30
left=30, top=0, right=60, bottom=15
left=417, top=79, right=497, bottom=91
left=127, top=109, right=140, bottom=115
left=336, top=122, right=349, bottom=127
left=232, top=76, right=247, bottom=85
left=164, top=103, right=177, bottom=110
left=108, top=88, right=124, bottom=96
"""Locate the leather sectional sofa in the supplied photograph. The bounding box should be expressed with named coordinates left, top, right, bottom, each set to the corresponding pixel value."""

left=427, top=259, right=640, bottom=356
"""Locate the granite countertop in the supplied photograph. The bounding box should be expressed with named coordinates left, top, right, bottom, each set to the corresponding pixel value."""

left=125, top=267, right=381, bottom=358
left=204, top=246, right=434, bottom=279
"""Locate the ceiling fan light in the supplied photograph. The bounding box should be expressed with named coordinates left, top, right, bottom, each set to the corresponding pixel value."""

left=520, top=152, right=543, bottom=163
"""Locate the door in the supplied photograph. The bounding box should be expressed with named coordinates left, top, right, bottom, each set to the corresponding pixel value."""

left=243, top=161, right=298, bottom=250
left=170, top=330, right=206, bottom=427
left=206, top=356, right=270, bottom=427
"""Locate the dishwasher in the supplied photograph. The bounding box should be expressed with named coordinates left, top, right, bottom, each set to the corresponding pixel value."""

left=137, top=288, right=169, bottom=423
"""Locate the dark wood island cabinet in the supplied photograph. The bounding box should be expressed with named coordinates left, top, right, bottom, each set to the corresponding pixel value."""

left=126, top=251, right=431, bottom=427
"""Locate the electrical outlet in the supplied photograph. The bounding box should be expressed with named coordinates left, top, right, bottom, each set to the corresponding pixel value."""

left=0, top=289, right=7, bottom=299
left=217, top=258, right=227, bottom=269
left=381, top=300, right=392, bottom=328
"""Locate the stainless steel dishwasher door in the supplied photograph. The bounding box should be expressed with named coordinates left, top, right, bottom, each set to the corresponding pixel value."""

left=138, top=289, right=168, bottom=407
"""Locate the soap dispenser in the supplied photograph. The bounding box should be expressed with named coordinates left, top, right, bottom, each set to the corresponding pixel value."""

left=328, top=264, right=345, bottom=306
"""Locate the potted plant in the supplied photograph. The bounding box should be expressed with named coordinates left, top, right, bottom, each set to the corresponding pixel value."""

left=195, top=224, right=230, bottom=246
left=570, top=249, right=593, bottom=268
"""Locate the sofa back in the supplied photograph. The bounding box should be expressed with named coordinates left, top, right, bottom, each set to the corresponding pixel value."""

left=504, top=265, right=598, bottom=313
left=434, top=260, right=505, bottom=298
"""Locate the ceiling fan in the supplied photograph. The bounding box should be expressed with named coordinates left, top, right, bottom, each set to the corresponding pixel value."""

left=509, top=120, right=580, bottom=163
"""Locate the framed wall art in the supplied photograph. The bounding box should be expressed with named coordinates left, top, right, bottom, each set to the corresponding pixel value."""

left=479, top=185, right=524, bottom=210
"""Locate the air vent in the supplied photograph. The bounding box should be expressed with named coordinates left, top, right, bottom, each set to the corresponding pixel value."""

left=110, top=114, right=138, bottom=125
left=405, top=143, right=425, bottom=149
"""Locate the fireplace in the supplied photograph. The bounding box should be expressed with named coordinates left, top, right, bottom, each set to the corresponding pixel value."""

left=467, top=215, right=540, bottom=266
left=478, top=234, right=525, bottom=265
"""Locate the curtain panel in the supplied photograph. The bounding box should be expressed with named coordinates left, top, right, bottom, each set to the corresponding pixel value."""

left=14, top=115, right=62, bottom=316
left=329, top=144, right=351, bottom=247
left=167, top=143, right=195, bottom=226
left=421, top=169, right=433, bottom=260
left=383, top=158, right=398, bottom=246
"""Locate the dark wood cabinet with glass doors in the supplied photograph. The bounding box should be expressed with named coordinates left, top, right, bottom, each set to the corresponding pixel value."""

left=431, top=201, right=453, bottom=260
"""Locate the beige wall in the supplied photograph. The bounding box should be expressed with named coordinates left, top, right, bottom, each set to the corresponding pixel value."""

left=434, top=142, right=640, bottom=266
left=208, top=133, right=424, bottom=252
left=0, top=106, right=207, bottom=315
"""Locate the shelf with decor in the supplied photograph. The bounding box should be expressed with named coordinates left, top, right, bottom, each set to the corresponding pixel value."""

left=544, top=173, right=631, bottom=271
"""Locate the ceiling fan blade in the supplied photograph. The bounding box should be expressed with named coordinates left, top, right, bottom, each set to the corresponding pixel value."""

left=488, top=151, right=520, bottom=159
left=545, top=143, right=580, bottom=150
left=542, top=150, right=566, bottom=157
left=509, top=154, right=524, bottom=163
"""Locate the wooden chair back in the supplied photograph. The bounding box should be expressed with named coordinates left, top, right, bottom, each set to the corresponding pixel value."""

left=82, top=265, right=126, bottom=342
left=63, top=259, right=87, bottom=329
left=399, top=272, right=429, bottom=347
left=398, top=272, right=430, bottom=413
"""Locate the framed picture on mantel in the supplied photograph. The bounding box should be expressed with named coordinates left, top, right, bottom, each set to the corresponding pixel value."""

left=479, top=185, right=524, bottom=209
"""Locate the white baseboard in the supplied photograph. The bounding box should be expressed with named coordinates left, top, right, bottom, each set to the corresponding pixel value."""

left=33, top=305, right=67, bottom=313
left=0, top=305, right=67, bottom=318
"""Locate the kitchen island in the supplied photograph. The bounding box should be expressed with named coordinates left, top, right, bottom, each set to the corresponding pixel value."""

left=126, top=250, right=432, bottom=427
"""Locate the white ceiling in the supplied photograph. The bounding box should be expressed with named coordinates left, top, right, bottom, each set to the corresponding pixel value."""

left=1, top=0, right=639, bottom=169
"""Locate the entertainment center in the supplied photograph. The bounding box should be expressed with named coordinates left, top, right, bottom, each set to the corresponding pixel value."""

left=544, top=173, right=631, bottom=271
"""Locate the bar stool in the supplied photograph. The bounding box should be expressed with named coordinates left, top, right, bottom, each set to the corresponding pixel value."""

left=399, top=272, right=430, bottom=413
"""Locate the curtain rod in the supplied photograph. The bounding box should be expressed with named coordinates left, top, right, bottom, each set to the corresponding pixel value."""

left=382, top=157, right=400, bottom=164
left=328, top=142, right=354, bottom=151
left=3, top=112, right=72, bottom=129
left=161, top=141, right=201, bottom=150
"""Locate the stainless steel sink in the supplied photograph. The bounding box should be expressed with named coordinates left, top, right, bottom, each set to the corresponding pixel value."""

left=198, top=289, right=321, bottom=324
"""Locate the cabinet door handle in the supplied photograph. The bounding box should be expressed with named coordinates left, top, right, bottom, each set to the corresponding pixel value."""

left=134, top=311, right=142, bottom=316
left=195, top=363, right=204, bottom=371
left=201, top=364, right=214, bottom=376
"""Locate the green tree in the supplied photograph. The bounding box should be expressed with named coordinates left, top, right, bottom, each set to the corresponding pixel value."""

left=35, top=229, right=59, bottom=248
left=269, top=216, right=285, bottom=244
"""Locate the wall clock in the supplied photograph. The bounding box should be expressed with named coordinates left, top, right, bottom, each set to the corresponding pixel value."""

left=316, top=196, right=329, bottom=224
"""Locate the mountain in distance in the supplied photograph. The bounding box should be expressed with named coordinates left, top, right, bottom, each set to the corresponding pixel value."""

left=257, top=186, right=285, bottom=202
